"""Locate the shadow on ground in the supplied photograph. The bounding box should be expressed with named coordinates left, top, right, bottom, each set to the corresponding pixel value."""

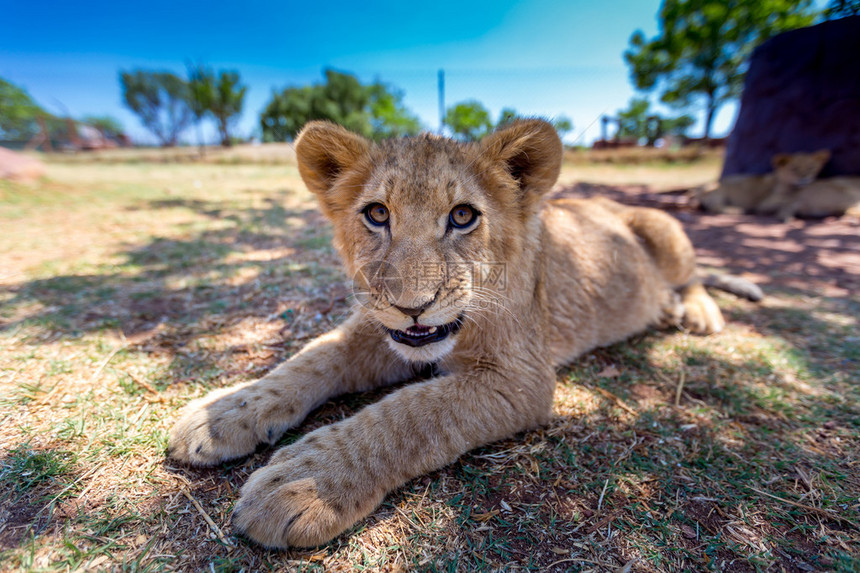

left=0, top=191, right=351, bottom=384
left=0, top=445, right=83, bottom=552
left=397, top=321, right=859, bottom=571
left=147, top=318, right=859, bottom=571
left=553, top=182, right=860, bottom=297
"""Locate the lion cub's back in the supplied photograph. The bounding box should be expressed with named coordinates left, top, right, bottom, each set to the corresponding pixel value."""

left=794, top=177, right=860, bottom=217
left=541, top=198, right=673, bottom=365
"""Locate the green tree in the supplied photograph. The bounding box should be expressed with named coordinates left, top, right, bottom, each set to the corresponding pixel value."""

left=0, top=77, right=48, bottom=141
left=188, top=65, right=247, bottom=147
left=617, top=97, right=653, bottom=141
left=187, top=63, right=214, bottom=150
left=497, top=107, right=520, bottom=127
left=81, top=115, right=125, bottom=139
left=497, top=108, right=573, bottom=138
left=444, top=100, right=493, bottom=141
left=617, top=97, right=695, bottom=144
left=120, top=70, right=193, bottom=146
left=823, top=0, right=860, bottom=17
left=368, top=82, right=422, bottom=139
left=661, top=114, right=695, bottom=137
left=260, top=85, right=317, bottom=142
left=320, top=69, right=373, bottom=135
left=552, top=115, right=574, bottom=139
left=260, top=69, right=420, bottom=142
left=625, top=0, right=817, bottom=138
left=209, top=71, right=247, bottom=146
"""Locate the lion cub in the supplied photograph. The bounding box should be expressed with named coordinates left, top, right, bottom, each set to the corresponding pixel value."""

left=699, top=150, right=830, bottom=213
left=168, top=120, right=727, bottom=548
left=757, top=176, right=860, bottom=220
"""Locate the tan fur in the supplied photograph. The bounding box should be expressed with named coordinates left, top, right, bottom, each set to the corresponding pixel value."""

left=699, top=150, right=830, bottom=213
left=759, top=176, right=860, bottom=220
left=168, top=120, right=726, bottom=548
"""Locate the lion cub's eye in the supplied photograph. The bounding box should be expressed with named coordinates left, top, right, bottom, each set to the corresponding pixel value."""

left=364, top=203, right=390, bottom=226
left=449, top=204, right=479, bottom=229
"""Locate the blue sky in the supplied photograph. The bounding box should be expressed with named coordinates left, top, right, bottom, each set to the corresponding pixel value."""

left=2, top=0, right=748, bottom=144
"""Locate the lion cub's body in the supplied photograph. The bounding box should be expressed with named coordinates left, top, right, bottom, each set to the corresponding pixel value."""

left=700, top=150, right=830, bottom=214
left=168, top=120, right=725, bottom=548
left=543, top=197, right=699, bottom=364
left=759, top=176, right=860, bottom=220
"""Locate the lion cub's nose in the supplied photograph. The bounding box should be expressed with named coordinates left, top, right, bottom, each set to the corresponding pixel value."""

left=394, top=302, right=431, bottom=319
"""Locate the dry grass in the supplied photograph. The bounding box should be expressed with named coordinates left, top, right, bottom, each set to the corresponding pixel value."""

left=42, top=143, right=298, bottom=166
left=558, top=151, right=722, bottom=191
left=563, top=146, right=724, bottom=165
left=0, top=148, right=858, bottom=572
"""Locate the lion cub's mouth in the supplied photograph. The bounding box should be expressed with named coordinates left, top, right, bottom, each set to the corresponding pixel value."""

left=387, top=318, right=463, bottom=348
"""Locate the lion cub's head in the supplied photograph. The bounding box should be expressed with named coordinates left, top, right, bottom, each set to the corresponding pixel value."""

left=772, top=149, right=830, bottom=185
left=295, top=120, right=562, bottom=363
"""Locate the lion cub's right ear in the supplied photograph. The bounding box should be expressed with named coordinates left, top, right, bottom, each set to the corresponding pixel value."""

left=295, top=121, right=371, bottom=217
left=812, top=149, right=832, bottom=165
left=478, top=119, right=563, bottom=210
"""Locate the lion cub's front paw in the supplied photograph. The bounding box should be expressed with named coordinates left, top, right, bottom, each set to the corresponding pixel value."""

left=681, top=285, right=725, bottom=335
left=168, top=382, right=304, bottom=466
left=232, top=433, right=383, bottom=548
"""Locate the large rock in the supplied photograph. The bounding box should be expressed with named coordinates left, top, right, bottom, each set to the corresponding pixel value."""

left=0, top=147, right=45, bottom=182
left=722, top=16, right=860, bottom=178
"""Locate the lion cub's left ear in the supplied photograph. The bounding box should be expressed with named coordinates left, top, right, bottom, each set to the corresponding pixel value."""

left=478, top=119, right=563, bottom=206
left=295, top=121, right=371, bottom=218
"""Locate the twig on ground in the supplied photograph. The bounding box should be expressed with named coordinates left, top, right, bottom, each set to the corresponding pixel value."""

left=585, top=510, right=622, bottom=535
left=75, top=464, right=108, bottom=502
left=38, top=464, right=103, bottom=518
left=748, top=487, right=858, bottom=527
left=182, top=489, right=234, bottom=548
left=391, top=504, right=421, bottom=530
left=128, top=372, right=159, bottom=395
left=674, top=369, right=686, bottom=406
left=88, top=345, right=125, bottom=385
left=597, top=478, right=609, bottom=511
left=546, top=557, right=607, bottom=569
left=591, top=386, right=637, bottom=414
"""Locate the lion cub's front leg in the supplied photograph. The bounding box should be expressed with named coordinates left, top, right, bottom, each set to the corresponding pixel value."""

left=231, top=368, right=555, bottom=548
left=167, top=314, right=410, bottom=466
